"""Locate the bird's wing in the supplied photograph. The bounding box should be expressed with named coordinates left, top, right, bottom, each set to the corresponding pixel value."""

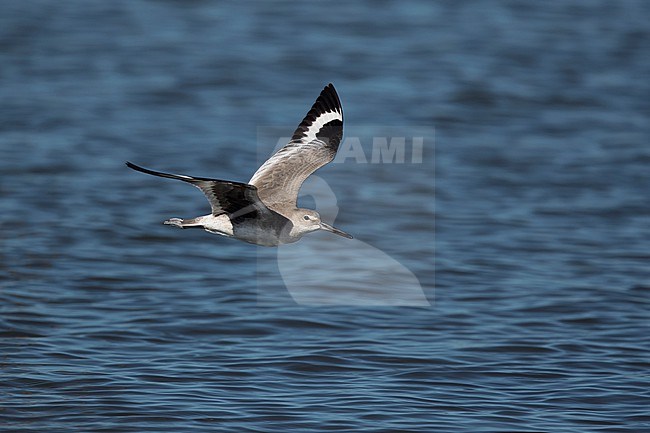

left=126, top=162, right=268, bottom=220
left=248, top=83, right=343, bottom=212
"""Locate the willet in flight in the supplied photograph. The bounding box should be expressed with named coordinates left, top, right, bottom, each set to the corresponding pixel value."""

left=126, top=83, right=352, bottom=246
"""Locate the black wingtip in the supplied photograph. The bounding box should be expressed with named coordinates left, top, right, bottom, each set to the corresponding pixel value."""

left=321, top=83, right=341, bottom=110
left=313, top=83, right=342, bottom=116
left=125, top=161, right=174, bottom=179
left=290, top=83, right=344, bottom=146
left=126, top=161, right=148, bottom=173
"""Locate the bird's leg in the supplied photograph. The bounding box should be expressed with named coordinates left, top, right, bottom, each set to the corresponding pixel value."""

left=163, top=217, right=203, bottom=229
left=163, top=218, right=184, bottom=228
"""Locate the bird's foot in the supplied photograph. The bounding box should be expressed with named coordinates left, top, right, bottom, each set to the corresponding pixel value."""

left=163, top=218, right=184, bottom=228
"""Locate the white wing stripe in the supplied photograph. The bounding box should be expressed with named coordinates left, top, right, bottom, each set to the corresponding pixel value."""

left=303, top=110, right=342, bottom=143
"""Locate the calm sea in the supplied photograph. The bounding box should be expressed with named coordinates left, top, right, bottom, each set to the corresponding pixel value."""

left=1, top=1, right=648, bottom=431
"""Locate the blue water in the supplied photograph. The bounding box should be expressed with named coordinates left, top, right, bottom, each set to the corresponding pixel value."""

left=1, top=1, right=649, bottom=431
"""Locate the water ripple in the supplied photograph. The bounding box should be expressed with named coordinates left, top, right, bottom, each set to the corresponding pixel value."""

left=2, top=0, right=649, bottom=431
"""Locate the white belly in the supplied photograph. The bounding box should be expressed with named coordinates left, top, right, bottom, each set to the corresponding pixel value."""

left=198, top=214, right=234, bottom=236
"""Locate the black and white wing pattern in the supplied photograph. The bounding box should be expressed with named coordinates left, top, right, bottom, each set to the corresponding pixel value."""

left=126, top=162, right=270, bottom=222
left=248, top=83, right=343, bottom=213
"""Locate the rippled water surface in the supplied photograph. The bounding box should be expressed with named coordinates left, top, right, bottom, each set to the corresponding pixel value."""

left=1, top=1, right=649, bottom=432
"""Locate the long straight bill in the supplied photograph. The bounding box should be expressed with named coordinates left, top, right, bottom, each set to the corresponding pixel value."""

left=320, top=222, right=353, bottom=239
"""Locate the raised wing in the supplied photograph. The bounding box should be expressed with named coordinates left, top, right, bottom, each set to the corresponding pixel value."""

left=249, top=83, right=343, bottom=213
left=126, top=162, right=268, bottom=221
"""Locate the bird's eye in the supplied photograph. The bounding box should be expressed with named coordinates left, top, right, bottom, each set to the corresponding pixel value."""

left=303, top=215, right=310, bottom=220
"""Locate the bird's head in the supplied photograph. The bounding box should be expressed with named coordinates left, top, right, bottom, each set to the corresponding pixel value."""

left=292, top=209, right=352, bottom=239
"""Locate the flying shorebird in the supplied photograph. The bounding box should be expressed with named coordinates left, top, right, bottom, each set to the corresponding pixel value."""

left=126, top=83, right=352, bottom=246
